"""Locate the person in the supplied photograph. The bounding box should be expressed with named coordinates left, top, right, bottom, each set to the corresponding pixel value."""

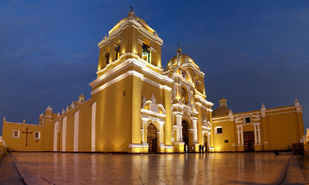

left=191, top=145, right=194, bottom=152
left=274, top=149, right=279, bottom=156
left=199, top=144, right=202, bottom=153
left=202, top=145, right=205, bottom=153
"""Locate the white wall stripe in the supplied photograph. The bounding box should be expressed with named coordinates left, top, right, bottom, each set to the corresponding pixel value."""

left=53, top=121, right=59, bottom=151
left=74, top=111, right=79, bottom=152
left=62, top=116, right=67, bottom=152
left=91, top=102, right=96, bottom=152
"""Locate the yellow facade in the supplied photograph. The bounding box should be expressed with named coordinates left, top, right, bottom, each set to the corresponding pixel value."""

left=212, top=98, right=304, bottom=152
left=1, top=11, right=305, bottom=153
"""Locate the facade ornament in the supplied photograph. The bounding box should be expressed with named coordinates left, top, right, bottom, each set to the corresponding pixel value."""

left=46, top=105, right=52, bottom=111
left=66, top=106, right=69, bottom=111
left=229, top=109, right=234, bottom=121
left=142, top=95, right=146, bottom=107
left=3, top=117, right=5, bottom=121
left=23, top=119, right=25, bottom=124
left=151, top=93, right=156, bottom=104
left=261, top=103, right=266, bottom=117
left=185, top=56, right=189, bottom=63
left=62, top=109, right=65, bottom=114
left=295, top=98, right=301, bottom=112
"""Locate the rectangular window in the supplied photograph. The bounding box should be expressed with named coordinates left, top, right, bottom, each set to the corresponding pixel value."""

left=245, top=117, right=251, bottom=123
left=216, top=127, right=222, bottom=134
left=225, top=140, right=229, bottom=143
left=34, top=131, right=40, bottom=139
left=13, top=130, right=20, bottom=138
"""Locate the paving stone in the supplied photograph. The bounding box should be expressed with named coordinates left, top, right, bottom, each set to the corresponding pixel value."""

left=0, top=153, right=24, bottom=185
left=9, top=152, right=293, bottom=184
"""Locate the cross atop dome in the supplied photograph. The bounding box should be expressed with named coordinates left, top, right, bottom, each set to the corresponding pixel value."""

left=128, top=6, right=135, bottom=17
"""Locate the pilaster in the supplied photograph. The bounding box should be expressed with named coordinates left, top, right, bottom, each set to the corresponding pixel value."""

left=173, top=111, right=185, bottom=153
left=163, top=88, right=174, bottom=153
left=129, top=75, right=143, bottom=153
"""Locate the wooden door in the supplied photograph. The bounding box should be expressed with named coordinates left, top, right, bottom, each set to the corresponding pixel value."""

left=182, top=121, right=189, bottom=152
left=244, top=131, right=255, bottom=152
left=147, top=124, right=157, bottom=153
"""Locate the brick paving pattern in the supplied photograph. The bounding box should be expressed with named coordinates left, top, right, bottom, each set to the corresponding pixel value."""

left=296, top=155, right=309, bottom=185
left=11, top=152, right=291, bottom=185
left=281, top=156, right=305, bottom=185
left=0, top=153, right=24, bottom=185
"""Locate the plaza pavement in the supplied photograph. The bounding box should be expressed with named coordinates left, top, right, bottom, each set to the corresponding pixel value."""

left=1, top=152, right=307, bottom=185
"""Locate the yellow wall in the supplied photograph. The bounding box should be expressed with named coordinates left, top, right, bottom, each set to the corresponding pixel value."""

left=268, top=112, right=301, bottom=150
left=93, top=76, right=133, bottom=152
left=2, top=121, right=44, bottom=151
left=212, top=105, right=304, bottom=152
left=213, top=120, right=236, bottom=152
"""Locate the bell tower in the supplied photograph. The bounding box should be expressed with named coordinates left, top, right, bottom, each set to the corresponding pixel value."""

left=96, top=9, right=163, bottom=78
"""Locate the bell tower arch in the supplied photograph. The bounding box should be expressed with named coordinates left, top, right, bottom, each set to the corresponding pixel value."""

left=96, top=9, right=163, bottom=78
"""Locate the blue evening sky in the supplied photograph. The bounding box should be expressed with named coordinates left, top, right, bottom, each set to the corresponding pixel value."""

left=0, top=0, right=308, bottom=135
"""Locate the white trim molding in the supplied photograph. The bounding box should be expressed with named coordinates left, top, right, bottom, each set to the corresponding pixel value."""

left=34, top=131, right=40, bottom=139
left=91, top=58, right=173, bottom=89
left=91, top=102, right=96, bottom=152
left=53, top=121, right=60, bottom=152
left=215, top=126, right=223, bottom=134
left=74, top=111, right=79, bottom=152
left=91, top=69, right=172, bottom=95
left=12, top=130, right=20, bottom=138
left=62, top=116, right=67, bottom=152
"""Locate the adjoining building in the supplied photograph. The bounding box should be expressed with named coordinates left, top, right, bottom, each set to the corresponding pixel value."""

left=2, top=10, right=305, bottom=153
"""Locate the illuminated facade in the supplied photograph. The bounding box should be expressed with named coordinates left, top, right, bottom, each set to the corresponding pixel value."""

left=2, top=10, right=305, bottom=153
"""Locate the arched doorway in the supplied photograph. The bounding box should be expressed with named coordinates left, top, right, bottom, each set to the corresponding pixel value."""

left=182, top=120, right=189, bottom=152
left=244, top=131, right=255, bottom=152
left=147, top=123, right=157, bottom=153
left=204, top=134, right=208, bottom=152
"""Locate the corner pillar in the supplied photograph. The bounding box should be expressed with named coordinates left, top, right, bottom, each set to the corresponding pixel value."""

left=173, top=111, right=185, bottom=153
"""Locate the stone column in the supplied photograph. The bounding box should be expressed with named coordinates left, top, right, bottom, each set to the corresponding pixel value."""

left=257, top=124, right=261, bottom=144
left=176, top=114, right=183, bottom=142
left=237, top=126, right=241, bottom=145
left=141, top=118, right=147, bottom=143
left=191, top=117, right=198, bottom=143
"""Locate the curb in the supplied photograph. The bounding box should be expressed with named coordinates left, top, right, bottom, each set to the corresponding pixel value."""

left=10, top=153, right=50, bottom=185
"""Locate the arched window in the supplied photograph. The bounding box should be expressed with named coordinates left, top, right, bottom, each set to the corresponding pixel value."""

left=105, top=47, right=110, bottom=65
left=181, top=87, right=188, bottom=104
left=195, top=75, right=199, bottom=87
left=182, top=71, right=186, bottom=78
left=142, top=43, right=150, bottom=63
left=105, top=53, right=110, bottom=64
left=115, top=44, right=120, bottom=60
left=115, top=39, right=121, bottom=60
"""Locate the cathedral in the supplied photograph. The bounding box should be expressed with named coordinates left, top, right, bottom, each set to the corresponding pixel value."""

left=2, top=10, right=305, bottom=153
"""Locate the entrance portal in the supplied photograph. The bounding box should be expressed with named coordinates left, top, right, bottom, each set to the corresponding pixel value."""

left=244, top=131, right=255, bottom=152
left=204, top=135, right=208, bottom=152
left=147, top=123, right=157, bottom=153
left=182, top=121, right=189, bottom=152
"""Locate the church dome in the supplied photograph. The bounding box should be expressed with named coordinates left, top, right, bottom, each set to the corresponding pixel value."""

left=212, top=97, right=230, bottom=117
left=109, top=9, right=155, bottom=35
left=166, top=47, right=199, bottom=69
